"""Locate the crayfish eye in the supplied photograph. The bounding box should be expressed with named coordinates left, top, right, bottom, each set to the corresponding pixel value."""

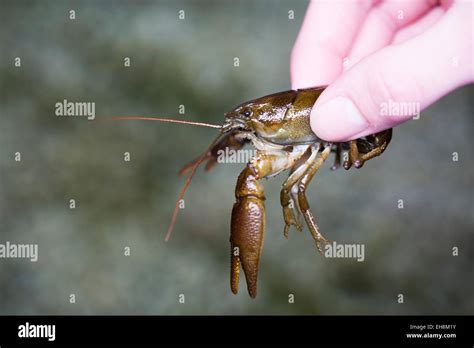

left=242, top=110, right=252, bottom=118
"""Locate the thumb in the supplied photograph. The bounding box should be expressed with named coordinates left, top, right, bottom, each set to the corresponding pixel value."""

left=310, top=1, right=473, bottom=142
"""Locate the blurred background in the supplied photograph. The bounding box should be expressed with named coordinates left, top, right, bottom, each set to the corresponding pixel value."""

left=0, top=0, right=472, bottom=315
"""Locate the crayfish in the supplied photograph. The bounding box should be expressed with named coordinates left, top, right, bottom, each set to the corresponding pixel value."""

left=110, top=86, right=392, bottom=298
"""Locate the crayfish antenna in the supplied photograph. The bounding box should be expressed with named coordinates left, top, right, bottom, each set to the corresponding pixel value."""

left=178, top=158, right=203, bottom=177
left=164, top=152, right=206, bottom=242
left=99, top=116, right=222, bottom=129
left=98, top=115, right=224, bottom=241
left=165, top=132, right=226, bottom=241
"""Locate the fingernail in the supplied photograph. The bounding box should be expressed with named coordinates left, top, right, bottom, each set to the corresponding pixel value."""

left=311, top=96, right=368, bottom=141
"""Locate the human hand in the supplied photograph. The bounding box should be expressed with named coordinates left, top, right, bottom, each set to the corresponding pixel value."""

left=291, top=0, right=473, bottom=142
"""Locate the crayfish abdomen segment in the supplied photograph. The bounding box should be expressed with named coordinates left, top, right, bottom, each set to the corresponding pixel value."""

left=230, top=166, right=265, bottom=298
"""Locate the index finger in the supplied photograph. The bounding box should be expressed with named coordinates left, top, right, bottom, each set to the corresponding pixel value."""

left=291, top=0, right=376, bottom=89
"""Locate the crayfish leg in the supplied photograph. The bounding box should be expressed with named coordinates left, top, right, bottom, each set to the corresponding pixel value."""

left=296, top=144, right=332, bottom=254
left=343, top=129, right=392, bottom=169
left=280, top=147, right=317, bottom=239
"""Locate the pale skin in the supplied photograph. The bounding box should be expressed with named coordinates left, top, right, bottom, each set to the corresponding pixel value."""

left=291, top=0, right=474, bottom=142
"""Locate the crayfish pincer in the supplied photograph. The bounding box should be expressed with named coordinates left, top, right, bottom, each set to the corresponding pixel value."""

left=109, top=86, right=392, bottom=298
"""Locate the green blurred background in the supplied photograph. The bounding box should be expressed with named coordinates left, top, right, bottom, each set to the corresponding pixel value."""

left=0, top=0, right=473, bottom=314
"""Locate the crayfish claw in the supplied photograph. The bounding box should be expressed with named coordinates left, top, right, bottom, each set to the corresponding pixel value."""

left=230, top=166, right=266, bottom=298
left=230, top=198, right=265, bottom=299
left=230, top=244, right=241, bottom=294
left=282, top=201, right=303, bottom=239
left=315, top=236, right=330, bottom=255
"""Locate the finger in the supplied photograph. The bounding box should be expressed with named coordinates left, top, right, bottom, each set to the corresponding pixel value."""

left=346, top=0, right=437, bottom=68
left=310, top=0, right=473, bottom=142
left=291, top=0, right=376, bottom=89
left=392, top=6, right=445, bottom=44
